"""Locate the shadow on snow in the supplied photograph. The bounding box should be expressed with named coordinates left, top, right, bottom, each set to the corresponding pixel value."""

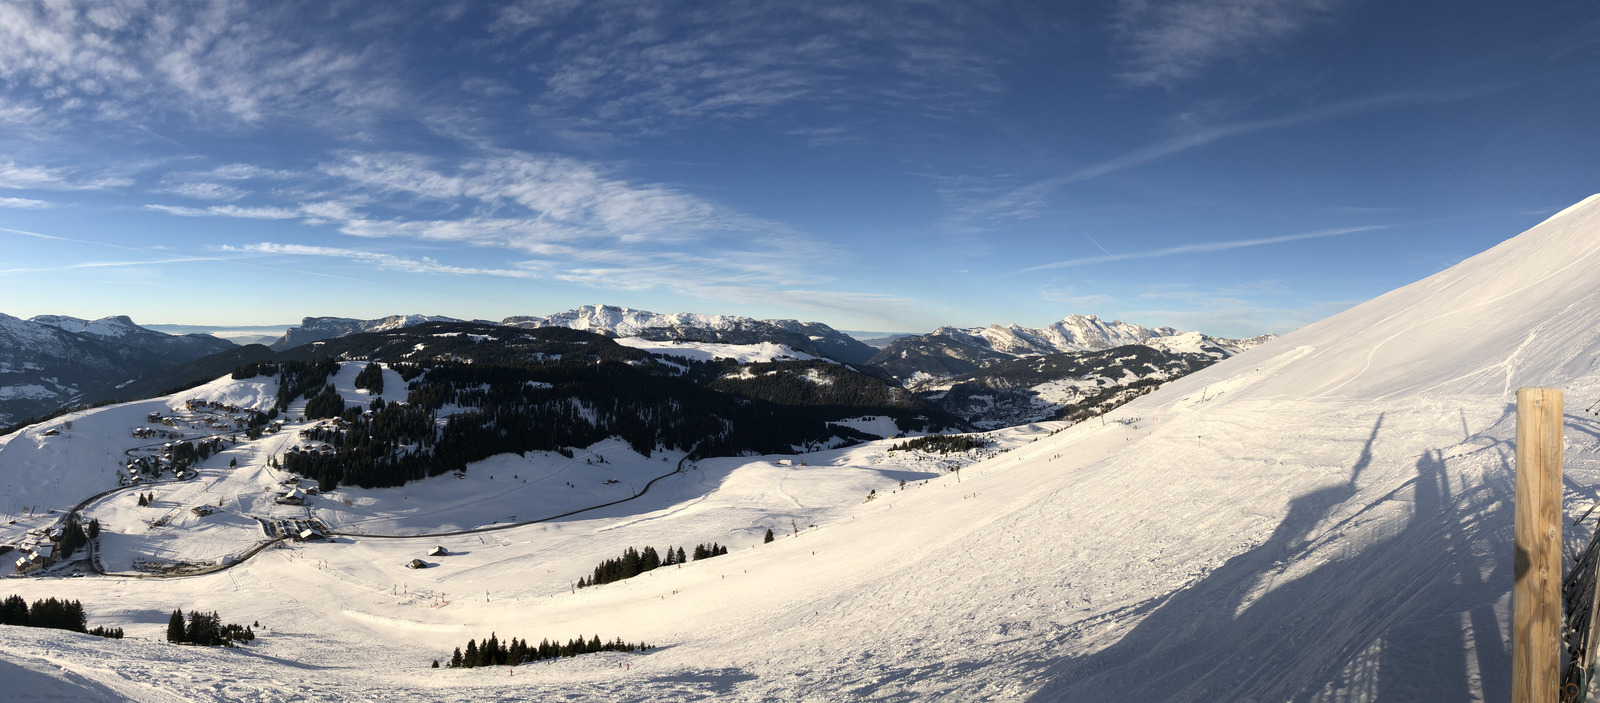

left=1027, top=412, right=1517, bottom=702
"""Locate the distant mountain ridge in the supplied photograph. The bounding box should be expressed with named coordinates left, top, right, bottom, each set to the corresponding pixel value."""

left=10, top=307, right=1273, bottom=431
left=0, top=314, right=233, bottom=426
left=269, top=306, right=879, bottom=364
left=503, top=305, right=878, bottom=364
left=30, top=314, right=235, bottom=362
left=270, top=314, right=464, bottom=351
left=870, top=314, right=1273, bottom=386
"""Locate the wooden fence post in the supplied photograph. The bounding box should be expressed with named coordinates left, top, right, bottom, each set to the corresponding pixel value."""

left=1514, top=387, right=1563, bottom=703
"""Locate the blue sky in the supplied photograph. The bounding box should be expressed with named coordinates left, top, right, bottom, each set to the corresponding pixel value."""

left=0, top=1, right=1596, bottom=338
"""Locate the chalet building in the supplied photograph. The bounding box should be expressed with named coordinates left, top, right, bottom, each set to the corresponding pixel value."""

left=13, top=543, right=54, bottom=574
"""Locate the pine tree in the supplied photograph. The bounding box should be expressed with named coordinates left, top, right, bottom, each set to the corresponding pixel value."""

left=676, top=546, right=686, bottom=563
left=87, top=518, right=100, bottom=538
left=187, top=610, right=222, bottom=646
left=432, top=659, right=440, bottom=668
left=764, top=528, right=774, bottom=543
left=167, top=609, right=186, bottom=643
left=465, top=639, right=479, bottom=668
left=0, top=595, right=27, bottom=626
left=451, top=646, right=463, bottom=668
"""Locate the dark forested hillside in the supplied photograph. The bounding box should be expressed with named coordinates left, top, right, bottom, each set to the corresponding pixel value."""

left=244, top=323, right=963, bottom=491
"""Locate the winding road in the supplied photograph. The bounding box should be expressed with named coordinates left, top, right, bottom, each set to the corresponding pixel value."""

left=68, top=444, right=703, bottom=579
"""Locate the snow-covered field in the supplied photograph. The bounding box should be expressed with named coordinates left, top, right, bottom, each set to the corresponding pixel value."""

left=2, top=194, right=1600, bottom=700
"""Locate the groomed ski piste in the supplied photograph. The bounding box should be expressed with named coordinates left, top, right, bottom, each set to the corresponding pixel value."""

left=2, top=194, right=1600, bottom=700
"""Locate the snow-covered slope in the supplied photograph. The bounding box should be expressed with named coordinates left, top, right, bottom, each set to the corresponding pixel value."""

left=4, top=196, right=1600, bottom=700
left=505, top=304, right=878, bottom=364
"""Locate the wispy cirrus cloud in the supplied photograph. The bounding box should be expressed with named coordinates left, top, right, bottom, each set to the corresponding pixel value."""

left=0, top=256, right=221, bottom=275
left=0, top=1, right=398, bottom=130
left=317, top=150, right=774, bottom=246
left=1113, top=0, right=1351, bottom=87
left=492, top=1, right=1006, bottom=138
left=158, top=182, right=245, bottom=201
left=226, top=243, right=542, bottom=279
left=139, top=149, right=907, bottom=319
left=1023, top=225, right=1385, bottom=272
left=953, top=85, right=1506, bottom=227
left=144, top=204, right=302, bottom=220
left=0, top=196, right=52, bottom=209
left=0, top=161, right=130, bottom=191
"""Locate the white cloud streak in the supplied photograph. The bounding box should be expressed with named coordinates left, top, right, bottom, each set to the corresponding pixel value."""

left=144, top=204, right=302, bottom=219
left=227, top=243, right=541, bottom=279
left=0, top=196, right=52, bottom=209
left=0, top=256, right=220, bottom=275
left=0, top=161, right=129, bottom=190
left=959, top=86, right=1507, bottom=226
left=318, top=151, right=754, bottom=245
left=1023, top=225, right=1385, bottom=272
left=1114, top=0, right=1349, bottom=86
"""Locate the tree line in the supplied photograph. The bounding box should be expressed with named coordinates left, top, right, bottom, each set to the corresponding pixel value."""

left=0, top=595, right=121, bottom=638
left=445, top=632, right=651, bottom=669
left=575, top=541, right=729, bottom=589
left=889, top=434, right=991, bottom=454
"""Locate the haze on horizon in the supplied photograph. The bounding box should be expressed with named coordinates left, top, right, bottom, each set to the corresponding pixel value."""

left=0, top=1, right=1596, bottom=338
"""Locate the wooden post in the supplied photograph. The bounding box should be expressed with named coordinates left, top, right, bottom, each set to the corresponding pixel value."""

left=1586, top=549, right=1600, bottom=697
left=1514, top=387, right=1563, bottom=703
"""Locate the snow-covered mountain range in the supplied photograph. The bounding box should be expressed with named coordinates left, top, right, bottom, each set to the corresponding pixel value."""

left=269, top=306, right=879, bottom=364
left=269, top=314, right=465, bottom=351
left=0, top=315, right=232, bottom=427
left=869, top=314, right=1272, bottom=386
left=504, top=304, right=879, bottom=364
left=30, top=315, right=237, bottom=362
left=9, top=306, right=1269, bottom=431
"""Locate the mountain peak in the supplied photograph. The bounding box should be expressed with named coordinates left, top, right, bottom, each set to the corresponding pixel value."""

left=30, top=314, right=144, bottom=339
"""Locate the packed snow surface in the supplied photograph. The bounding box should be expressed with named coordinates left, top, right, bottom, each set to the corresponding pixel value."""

left=3, top=195, right=1600, bottom=700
